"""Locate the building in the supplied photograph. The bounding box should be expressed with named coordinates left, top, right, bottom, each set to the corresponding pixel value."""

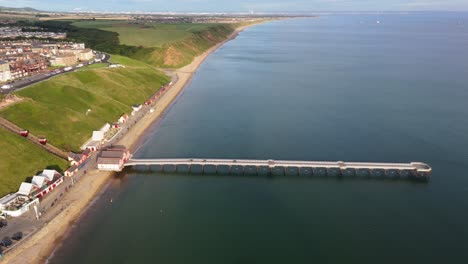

left=8, top=55, right=49, bottom=80
left=73, top=43, right=85, bottom=49
left=0, top=60, right=11, bottom=82
left=40, top=169, right=61, bottom=182
left=78, top=48, right=93, bottom=61
left=10, top=56, right=49, bottom=74
left=17, top=182, right=37, bottom=197
left=118, top=114, right=129, bottom=124
left=68, top=152, right=87, bottom=166
left=32, top=175, right=49, bottom=188
left=50, top=53, right=77, bottom=66
left=0, top=193, right=29, bottom=211
left=65, top=165, right=78, bottom=177
left=97, top=147, right=131, bottom=171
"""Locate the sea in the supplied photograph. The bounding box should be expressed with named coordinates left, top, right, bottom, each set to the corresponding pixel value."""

left=49, top=13, right=468, bottom=264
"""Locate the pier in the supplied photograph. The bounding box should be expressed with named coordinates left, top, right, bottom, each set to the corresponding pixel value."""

left=123, top=158, right=432, bottom=180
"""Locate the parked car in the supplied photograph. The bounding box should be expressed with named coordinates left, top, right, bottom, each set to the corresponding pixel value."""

left=0, top=237, right=12, bottom=248
left=12, top=232, right=23, bottom=241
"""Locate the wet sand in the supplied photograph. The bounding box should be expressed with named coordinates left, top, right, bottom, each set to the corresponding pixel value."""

left=1, top=24, right=255, bottom=264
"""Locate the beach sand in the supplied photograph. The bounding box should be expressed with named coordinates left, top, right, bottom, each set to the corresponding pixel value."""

left=1, top=24, right=255, bottom=264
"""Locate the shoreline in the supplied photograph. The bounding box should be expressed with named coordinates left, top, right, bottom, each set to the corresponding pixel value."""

left=1, top=23, right=257, bottom=264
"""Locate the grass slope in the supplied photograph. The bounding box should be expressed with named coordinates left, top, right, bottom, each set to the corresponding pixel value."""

left=72, top=21, right=217, bottom=48
left=0, top=127, right=68, bottom=197
left=112, top=23, right=236, bottom=68
left=36, top=20, right=242, bottom=68
left=1, top=56, right=169, bottom=151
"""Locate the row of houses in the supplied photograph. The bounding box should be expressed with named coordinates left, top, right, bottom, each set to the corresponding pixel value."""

left=64, top=149, right=92, bottom=177
left=0, top=169, right=64, bottom=217
left=0, top=41, right=94, bottom=82
left=0, top=27, right=66, bottom=39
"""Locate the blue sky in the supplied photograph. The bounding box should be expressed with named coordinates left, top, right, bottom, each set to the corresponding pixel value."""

left=2, top=0, right=468, bottom=12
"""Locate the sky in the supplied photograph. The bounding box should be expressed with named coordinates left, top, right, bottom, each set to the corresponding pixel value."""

left=1, top=0, right=468, bottom=13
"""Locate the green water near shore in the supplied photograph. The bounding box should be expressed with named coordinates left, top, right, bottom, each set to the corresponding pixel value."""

left=50, top=13, right=468, bottom=264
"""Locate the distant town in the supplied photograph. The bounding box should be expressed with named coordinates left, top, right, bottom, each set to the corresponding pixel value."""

left=0, top=40, right=95, bottom=88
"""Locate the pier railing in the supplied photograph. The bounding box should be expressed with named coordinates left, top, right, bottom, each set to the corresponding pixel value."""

left=123, top=158, right=432, bottom=179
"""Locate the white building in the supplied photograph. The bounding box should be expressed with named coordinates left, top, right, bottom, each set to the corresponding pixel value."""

left=97, top=147, right=131, bottom=171
left=0, top=60, right=12, bottom=82
left=17, top=182, right=36, bottom=197
left=40, top=169, right=60, bottom=182
left=32, top=175, right=48, bottom=188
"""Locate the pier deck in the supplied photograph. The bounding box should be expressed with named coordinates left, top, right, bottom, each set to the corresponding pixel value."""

left=123, top=158, right=432, bottom=179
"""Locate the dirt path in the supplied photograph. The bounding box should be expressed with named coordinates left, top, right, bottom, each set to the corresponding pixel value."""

left=0, top=117, right=68, bottom=160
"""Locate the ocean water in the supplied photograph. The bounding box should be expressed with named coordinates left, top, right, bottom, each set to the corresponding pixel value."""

left=50, top=13, right=468, bottom=264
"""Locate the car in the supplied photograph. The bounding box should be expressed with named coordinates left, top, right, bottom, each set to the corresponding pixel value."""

left=0, top=237, right=12, bottom=248
left=12, top=232, right=23, bottom=241
left=0, top=220, right=7, bottom=228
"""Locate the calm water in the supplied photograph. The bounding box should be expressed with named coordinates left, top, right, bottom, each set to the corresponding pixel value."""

left=51, top=14, right=468, bottom=264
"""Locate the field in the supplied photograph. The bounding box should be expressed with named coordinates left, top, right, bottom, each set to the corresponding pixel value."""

left=0, top=127, right=69, bottom=197
left=0, top=55, right=169, bottom=151
left=72, top=21, right=217, bottom=47
left=36, top=20, right=237, bottom=68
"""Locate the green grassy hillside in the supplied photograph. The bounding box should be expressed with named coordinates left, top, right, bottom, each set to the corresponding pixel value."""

left=140, top=24, right=236, bottom=68
left=0, top=127, right=68, bottom=197
left=0, top=56, right=169, bottom=151
left=37, top=20, right=236, bottom=68
left=72, top=22, right=217, bottom=48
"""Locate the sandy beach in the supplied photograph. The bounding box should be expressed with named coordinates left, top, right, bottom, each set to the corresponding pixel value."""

left=1, top=24, right=255, bottom=264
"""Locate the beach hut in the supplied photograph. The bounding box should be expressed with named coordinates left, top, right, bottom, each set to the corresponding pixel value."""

left=118, top=114, right=128, bottom=124
left=64, top=165, right=78, bottom=177
left=68, top=152, right=86, bottom=166
left=82, top=149, right=91, bottom=157
left=85, top=141, right=100, bottom=152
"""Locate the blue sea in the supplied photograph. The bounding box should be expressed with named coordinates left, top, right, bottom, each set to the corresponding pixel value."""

left=50, top=13, right=468, bottom=264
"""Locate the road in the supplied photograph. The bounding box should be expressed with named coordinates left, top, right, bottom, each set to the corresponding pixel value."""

left=0, top=52, right=111, bottom=94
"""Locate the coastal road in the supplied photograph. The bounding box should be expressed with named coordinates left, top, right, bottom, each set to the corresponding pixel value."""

left=0, top=52, right=110, bottom=94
